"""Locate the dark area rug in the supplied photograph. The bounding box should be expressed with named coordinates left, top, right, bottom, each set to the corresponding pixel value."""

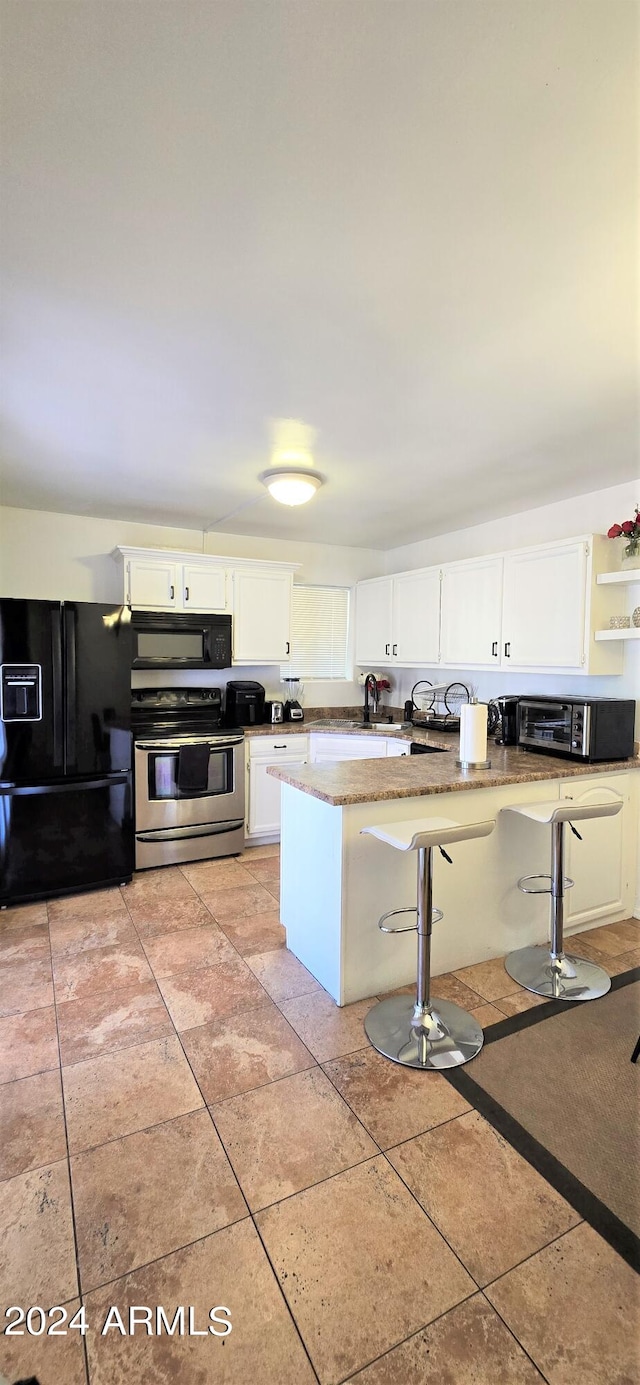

left=445, top=970, right=640, bottom=1271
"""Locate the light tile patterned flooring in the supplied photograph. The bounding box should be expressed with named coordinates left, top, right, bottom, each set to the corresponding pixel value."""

left=1, top=847, right=639, bottom=1385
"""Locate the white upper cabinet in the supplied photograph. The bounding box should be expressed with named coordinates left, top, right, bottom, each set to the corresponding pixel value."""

left=127, top=557, right=179, bottom=610
left=232, top=568, right=293, bottom=664
left=440, top=557, right=503, bottom=668
left=354, top=577, right=394, bottom=665
left=391, top=569, right=441, bottom=665
left=501, top=540, right=587, bottom=670
left=182, top=562, right=228, bottom=613
left=354, top=570, right=440, bottom=667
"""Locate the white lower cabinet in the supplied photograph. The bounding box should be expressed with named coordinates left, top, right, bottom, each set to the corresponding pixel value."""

left=246, top=737, right=308, bottom=838
left=386, top=740, right=410, bottom=756
left=309, top=734, right=387, bottom=763
left=561, top=774, right=630, bottom=928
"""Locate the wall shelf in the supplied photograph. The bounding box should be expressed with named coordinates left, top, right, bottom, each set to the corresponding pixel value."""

left=594, top=627, right=640, bottom=641
left=596, top=569, right=640, bottom=585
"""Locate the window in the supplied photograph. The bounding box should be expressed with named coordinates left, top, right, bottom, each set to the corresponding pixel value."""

left=281, top=584, right=350, bottom=680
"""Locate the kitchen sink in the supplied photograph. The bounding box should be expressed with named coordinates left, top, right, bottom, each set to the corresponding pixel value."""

left=305, top=719, right=398, bottom=730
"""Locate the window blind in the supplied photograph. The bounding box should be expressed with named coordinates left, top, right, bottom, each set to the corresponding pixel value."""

left=281, top=584, right=350, bottom=680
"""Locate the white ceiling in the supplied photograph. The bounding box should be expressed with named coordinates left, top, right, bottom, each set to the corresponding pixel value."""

left=1, top=0, right=637, bottom=549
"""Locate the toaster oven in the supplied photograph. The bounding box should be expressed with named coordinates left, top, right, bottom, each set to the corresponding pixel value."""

left=517, top=696, right=635, bottom=762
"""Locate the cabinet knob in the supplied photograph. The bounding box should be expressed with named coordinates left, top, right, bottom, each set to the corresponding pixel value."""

left=170, top=585, right=175, bottom=600
left=285, top=641, right=290, bottom=655
left=185, top=587, right=189, bottom=602
left=492, top=641, right=498, bottom=657
left=385, top=643, right=390, bottom=655
left=392, top=644, right=397, bottom=656
left=504, top=642, right=511, bottom=658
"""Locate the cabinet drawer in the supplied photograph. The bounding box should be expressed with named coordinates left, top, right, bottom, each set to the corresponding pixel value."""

left=249, top=735, right=309, bottom=759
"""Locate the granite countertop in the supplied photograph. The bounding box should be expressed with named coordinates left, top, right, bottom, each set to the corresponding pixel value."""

left=266, top=735, right=639, bottom=806
left=244, top=718, right=454, bottom=750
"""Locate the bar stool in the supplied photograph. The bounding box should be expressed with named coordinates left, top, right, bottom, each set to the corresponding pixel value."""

left=503, top=794, right=623, bottom=1001
left=360, top=815, right=495, bottom=1069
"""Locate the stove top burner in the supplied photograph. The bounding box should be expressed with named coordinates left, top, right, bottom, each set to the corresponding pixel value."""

left=130, top=685, right=243, bottom=740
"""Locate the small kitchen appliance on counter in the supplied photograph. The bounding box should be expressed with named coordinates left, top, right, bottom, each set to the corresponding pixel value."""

left=517, top=696, right=635, bottom=762
left=282, top=676, right=304, bottom=721
left=494, top=696, right=519, bottom=745
left=131, top=687, right=244, bottom=869
left=225, top=680, right=267, bottom=726
left=270, top=700, right=285, bottom=723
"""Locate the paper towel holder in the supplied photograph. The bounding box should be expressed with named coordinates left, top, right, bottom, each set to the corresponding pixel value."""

left=455, top=697, right=492, bottom=770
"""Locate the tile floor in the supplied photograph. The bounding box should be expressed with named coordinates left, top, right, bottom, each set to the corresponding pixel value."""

left=1, top=847, right=638, bottom=1385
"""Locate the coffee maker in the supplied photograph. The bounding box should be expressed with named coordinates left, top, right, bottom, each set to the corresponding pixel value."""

left=282, top=676, right=304, bottom=722
left=495, top=696, right=519, bottom=745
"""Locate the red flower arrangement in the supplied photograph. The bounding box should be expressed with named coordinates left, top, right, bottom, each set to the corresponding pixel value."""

left=607, top=506, right=640, bottom=559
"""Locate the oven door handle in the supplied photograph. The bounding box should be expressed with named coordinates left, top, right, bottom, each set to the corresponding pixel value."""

left=135, top=737, right=244, bottom=751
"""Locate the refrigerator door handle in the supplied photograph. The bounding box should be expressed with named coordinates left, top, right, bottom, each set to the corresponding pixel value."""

left=1, top=774, right=130, bottom=797
left=51, top=609, right=64, bottom=768
left=64, top=606, right=77, bottom=769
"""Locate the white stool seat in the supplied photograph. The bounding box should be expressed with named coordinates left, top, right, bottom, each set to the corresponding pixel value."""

left=503, top=795, right=622, bottom=826
left=361, top=816, right=495, bottom=852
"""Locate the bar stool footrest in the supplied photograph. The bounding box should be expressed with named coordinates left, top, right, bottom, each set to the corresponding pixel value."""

left=517, top=873, right=574, bottom=895
left=378, top=905, right=443, bottom=935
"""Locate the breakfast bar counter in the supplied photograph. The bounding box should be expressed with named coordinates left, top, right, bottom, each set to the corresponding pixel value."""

left=268, top=742, right=640, bottom=1004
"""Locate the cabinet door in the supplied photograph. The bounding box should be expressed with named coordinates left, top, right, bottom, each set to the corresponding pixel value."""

left=310, top=734, right=387, bottom=762
left=128, top=558, right=179, bottom=610
left=182, top=564, right=228, bottom=613
left=501, top=541, right=587, bottom=670
left=354, top=578, right=393, bottom=665
left=392, top=569, right=440, bottom=664
left=386, top=740, right=410, bottom=756
left=233, top=569, right=292, bottom=663
left=440, top=558, right=503, bottom=667
left=560, top=778, right=626, bottom=926
left=248, top=754, right=306, bottom=835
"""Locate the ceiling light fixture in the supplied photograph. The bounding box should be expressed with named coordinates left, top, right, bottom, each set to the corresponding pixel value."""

left=261, top=467, right=323, bottom=507
left=261, top=419, right=323, bottom=506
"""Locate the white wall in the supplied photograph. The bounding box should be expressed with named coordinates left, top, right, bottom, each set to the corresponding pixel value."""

left=0, top=505, right=385, bottom=705
left=377, top=479, right=640, bottom=731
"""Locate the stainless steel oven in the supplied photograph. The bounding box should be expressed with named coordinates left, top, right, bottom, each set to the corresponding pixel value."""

left=134, top=733, right=244, bottom=868
left=131, top=687, right=244, bottom=868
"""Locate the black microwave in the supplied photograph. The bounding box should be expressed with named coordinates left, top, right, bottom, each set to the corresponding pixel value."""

left=518, top=696, right=635, bottom=762
left=131, top=611, right=232, bottom=670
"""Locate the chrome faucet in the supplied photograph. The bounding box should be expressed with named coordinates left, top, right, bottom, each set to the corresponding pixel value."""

left=363, top=672, right=378, bottom=724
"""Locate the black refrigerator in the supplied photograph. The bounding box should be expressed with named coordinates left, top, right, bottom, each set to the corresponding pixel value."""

left=0, top=599, right=134, bottom=904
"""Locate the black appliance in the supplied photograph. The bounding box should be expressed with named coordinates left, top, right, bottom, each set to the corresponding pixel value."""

left=494, top=696, right=519, bottom=746
left=282, top=676, right=304, bottom=722
left=225, top=680, right=266, bottom=727
left=0, top=599, right=134, bottom=904
left=130, top=610, right=232, bottom=670
left=518, top=696, right=635, bottom=762
left=131, top=688, right=244, bottom=869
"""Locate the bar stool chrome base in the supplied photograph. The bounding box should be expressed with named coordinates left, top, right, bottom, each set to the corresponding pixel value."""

left=505, top=944, right=611, bottom=1001
left=364, top=994, right=484, bottom=1070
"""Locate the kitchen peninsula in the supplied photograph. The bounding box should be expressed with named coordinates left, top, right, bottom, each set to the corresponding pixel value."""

left=268, top=735, right=640, bottom=1004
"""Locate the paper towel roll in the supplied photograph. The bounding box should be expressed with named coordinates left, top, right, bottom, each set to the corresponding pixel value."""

left=459, top=702, right=488, bottom=765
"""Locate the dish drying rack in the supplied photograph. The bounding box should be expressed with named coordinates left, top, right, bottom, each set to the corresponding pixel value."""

left=407, top=681, right=472, bottom=732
